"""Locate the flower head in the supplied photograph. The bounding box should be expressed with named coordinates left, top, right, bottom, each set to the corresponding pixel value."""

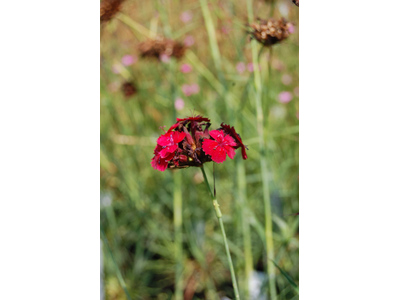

left=121, top=82, right=137, bottom=98
left=248, top=18, right=293, bottom=46
left=139, top=36, right=186, bottom=60
left=151, top=115, right=247, bottom=171
left=100, top=0, right=124, bottom=23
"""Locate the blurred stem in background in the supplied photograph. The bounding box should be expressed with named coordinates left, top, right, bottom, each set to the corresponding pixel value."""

left=157, top=2, right=185, bottom=299
left=199, top=0, right=222, bottom=82
left=246, top=0, right=277, bottom=298
left=236, top=121, right=253, bottom=300
left=201, top=165, right=241, bottom=300
left=199, top=0, right=233, bottom=121
left=173, top=172, right=183, bottom=300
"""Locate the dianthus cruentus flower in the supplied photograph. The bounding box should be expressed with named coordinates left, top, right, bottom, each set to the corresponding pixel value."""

left=151, top=115, right=248, bottom=171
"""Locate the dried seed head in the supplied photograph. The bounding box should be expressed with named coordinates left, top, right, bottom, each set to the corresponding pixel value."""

left=248, top=18, right=293, bottom=46
left=121, top=82, right=137, bottom=99
left=138, top=36, right=186, bottom=60
left=100, top=0, right=124, bottom=23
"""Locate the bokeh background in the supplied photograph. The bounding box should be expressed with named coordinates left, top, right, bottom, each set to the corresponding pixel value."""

left=100, top=0, right=299, bottom=299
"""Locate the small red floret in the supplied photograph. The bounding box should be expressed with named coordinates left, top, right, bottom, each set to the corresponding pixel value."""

left=202, top=130, right=237, bottom=163
left=156, top=131, right=186, bottom=158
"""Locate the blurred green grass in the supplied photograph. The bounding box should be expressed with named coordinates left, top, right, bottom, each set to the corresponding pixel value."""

left=101, top=0, right=298, bottom=299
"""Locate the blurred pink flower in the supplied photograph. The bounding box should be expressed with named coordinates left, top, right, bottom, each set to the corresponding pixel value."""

left=180, top=11, right=193, bottom=23
left=294, top=86, right=299, bottom=97
left=184, top=35, right=195, bottom=47
left=180, top=63, right=192, bottom=73
left=175, top=98, right=185, bottom=111
left=182, top=84, right=191, bottom=96
left=190, top=83, right=200, bottom=94
left=247, top=63, right=261, bottom=73
left=288, top=23, right=295, bottom=34
left=278, top=91, right=293, bottom=103
left=121, top=55, right=138, bottom=66
left=281, top=74, right=292, bottom=85
left=112, top=64, right=121, bottom=74
left=272, top=59, right=284, bottom=71
left=221, top=26, right=231, bottom=34
left=181, top=83, right=200, bottom=96
left=236, top=62, right=246, bottom=74
left=160, top=54, right=171, bottom=63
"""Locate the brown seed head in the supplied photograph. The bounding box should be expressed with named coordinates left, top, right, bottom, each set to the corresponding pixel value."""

left=100, top=0, right=123, bottom=23
left=138, top=36, right=186, bottom=60
left=248, top=18, right=293, bottom=46
left=121, top=82, right=137, bottom=99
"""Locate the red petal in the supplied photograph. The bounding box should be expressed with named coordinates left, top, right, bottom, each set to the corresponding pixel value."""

left=159, top=145, right=178, bottom=158
left=202, top=139, right=218, bottom=157
left=211, top=147, right=227, bottom=163
left=157, top=132, right=174, bottom=146
left=151, top=155, right=169, bottom=171
left=209, top=129, right=224, bottom=141
left=241, top=147, right=248, bottom=160
left=223, top=134, right=237, bottom=147
left=225, top=145, right=236, bottom=160
left=173, top=131, right=186, bottom=143
left=167, top=123, right=179, bottom=132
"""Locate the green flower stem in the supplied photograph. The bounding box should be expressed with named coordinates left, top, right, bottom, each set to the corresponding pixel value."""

left=246, top=0, right=277, bottom=299
left=199, top=0, right=223, bottom=80
left=200, top=166, right=241, bottom=300
left=173, top=172, right=183, bottom=300
left=199, top=0, right=233, bottom=120
left=116, top=13, right=152, bottom=40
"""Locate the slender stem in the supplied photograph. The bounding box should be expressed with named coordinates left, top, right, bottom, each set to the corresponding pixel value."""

left=173, top=172, right=183, bottom=300
left=201, top=166, right=241, bottom=300
left=199, top=0, right=232, bottom=120
left=246, top=0, right=277, bottom=298
left=199, top=0, right=222, bottom=80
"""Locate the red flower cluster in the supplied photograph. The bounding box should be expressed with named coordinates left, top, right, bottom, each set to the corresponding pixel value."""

left=151, top=115, right=248, bottom=171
